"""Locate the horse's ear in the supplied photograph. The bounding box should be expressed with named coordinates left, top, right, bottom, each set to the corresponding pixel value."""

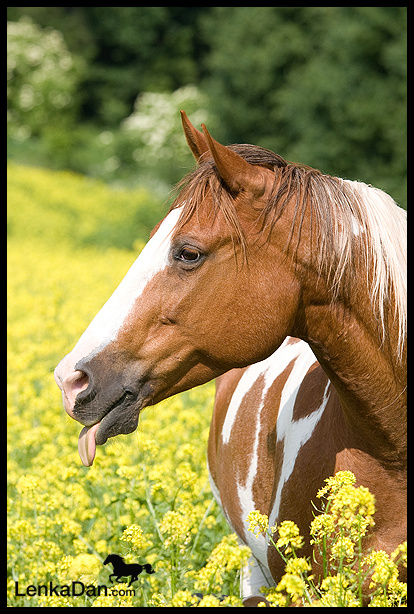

left=201, top=124, right=265, bottom=196
left=181, top=110, right=210, bottom=162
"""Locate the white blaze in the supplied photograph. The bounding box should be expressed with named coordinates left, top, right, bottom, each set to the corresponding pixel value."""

left=59, top=207, right=181, bottom=376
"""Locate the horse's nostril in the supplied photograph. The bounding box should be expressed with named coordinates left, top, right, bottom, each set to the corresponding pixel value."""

left=70, top=370, right=89, bottom=395
left=61, top=369, right=90, bottom=416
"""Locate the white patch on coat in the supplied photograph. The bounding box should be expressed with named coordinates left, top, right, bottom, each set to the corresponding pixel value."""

left=268, top=380, right=331, bottom=531
left=241, top=555, right=274, bottom=603
left=221, top=338, right=303, bottom=445
left=233, top=340, right=316, bottom=564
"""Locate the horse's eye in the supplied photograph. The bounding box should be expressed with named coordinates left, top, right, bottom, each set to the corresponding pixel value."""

left=179, top=247, right=201, bottom=262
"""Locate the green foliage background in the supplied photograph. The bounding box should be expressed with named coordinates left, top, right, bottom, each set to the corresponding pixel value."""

left=7, top=7, right=406, bottom=207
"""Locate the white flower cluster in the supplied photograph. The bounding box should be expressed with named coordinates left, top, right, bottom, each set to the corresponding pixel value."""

left=122, top=85, right=210, bottom=164
left=7, top=17, right=83, bottom=140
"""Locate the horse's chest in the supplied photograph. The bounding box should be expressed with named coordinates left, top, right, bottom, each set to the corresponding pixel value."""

left=208, top=338, right=329, bottom=567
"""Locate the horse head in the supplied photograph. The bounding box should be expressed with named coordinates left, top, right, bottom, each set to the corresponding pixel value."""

left=55, top=112, right=302, bottom=466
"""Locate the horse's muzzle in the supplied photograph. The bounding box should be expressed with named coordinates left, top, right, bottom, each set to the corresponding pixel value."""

left=54, top=365, right=90, bottom=420
left=54, top=356, right=147, bottom=466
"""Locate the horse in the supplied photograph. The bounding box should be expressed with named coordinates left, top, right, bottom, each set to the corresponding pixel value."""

left=103, top=554, right=154, bottom=586
left=55, top=111, right=406, bottom=605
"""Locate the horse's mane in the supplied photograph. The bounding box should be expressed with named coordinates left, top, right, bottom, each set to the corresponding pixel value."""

left=171, top=144, right=406, bottom=358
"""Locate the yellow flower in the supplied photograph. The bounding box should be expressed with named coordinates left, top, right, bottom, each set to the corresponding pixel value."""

left=276, top=520, right=304, bottom=553
left=147, top=593, right=165, bottom=607
left=276, top=571, right=308, bottom=603
left=67, top=553, right=101, bottom=584
left=120, top=523, right=151, bottom=551
left=220, top=595, right=243, bottom=607
left=116, top=465, right=136, bottom=480
left=176, top=461, right=198, bottom=489
left=310, top=512, right=335, bottom=542
left=194, top=533, right=250, bottom=593
left=319, top=574, right=360, bottom=607
left=92, top=583, right=134, bottom=607
left=330, top=535, right=355, bottom=562
left=159, top=509, right=193, bottom=549
left=8, top=163, right=243, bottom=607
left=312, top=472, right=376, bottom=556
left=246, top=510, right=270, bottom=538
left=363, top=549, right=399, bottom=588
left=391, top=541, right=407, bottom=567
left=316, top=471, right=356, bottom=499
left=197, top=594, right=222, bottom=607
left=284, top=557, right=311, bottom=575
left=259, top=586, right=287, bottom=607
left=37, top=594, right=73, bottom=607
left=15, top=474, right=41, bottom=497
left=171, top=589, right=199, bottom=607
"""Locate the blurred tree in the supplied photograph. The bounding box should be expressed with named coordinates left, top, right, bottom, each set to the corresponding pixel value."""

left=201, top=7, right=406, bottom=205
left=7, top=18, right=84, bottom=141
left=7, top=7, right=208, bottom=125
left=7, top=7, right=406, bottom=205
left=120, top=85, right=212, bottom=184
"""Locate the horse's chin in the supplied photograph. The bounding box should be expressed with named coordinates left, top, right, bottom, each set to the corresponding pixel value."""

left=77, top=401, right=141, bottom=466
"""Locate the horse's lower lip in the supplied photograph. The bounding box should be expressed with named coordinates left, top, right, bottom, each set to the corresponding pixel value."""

left=76, top=392, right=144, bottom=466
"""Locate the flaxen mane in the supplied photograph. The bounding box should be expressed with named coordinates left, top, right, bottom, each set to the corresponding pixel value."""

left=171, top=145, right=406, bottom=359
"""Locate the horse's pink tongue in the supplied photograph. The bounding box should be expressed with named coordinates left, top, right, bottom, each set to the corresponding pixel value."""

left=78, top=423, right=99, bottom=467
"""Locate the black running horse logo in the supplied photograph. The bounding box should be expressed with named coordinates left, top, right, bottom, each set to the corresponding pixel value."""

left=103, top=554, right=155, bottom=587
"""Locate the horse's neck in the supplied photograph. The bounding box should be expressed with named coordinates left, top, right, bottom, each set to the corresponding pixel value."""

left=294, top=294, right=406, bottom=466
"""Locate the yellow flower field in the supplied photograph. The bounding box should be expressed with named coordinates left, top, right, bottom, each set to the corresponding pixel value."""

left=7, top=163, right=406, bottom=607
left=7, top=163, right=248, bottom=607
